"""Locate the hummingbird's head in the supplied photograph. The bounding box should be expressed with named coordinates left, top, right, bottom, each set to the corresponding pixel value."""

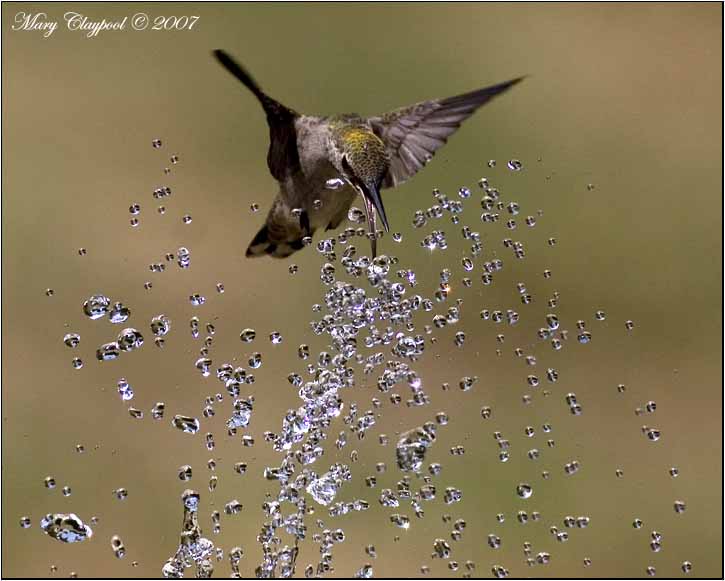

left=333, top=126, right=390, bottom=232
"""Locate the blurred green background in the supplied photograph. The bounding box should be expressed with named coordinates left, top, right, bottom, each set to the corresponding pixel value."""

left=2, top=3, right=722, bottom=578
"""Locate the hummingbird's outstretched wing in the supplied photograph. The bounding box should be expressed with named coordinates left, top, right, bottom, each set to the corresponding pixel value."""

left=213, top=50, right=301, bottom=181
left=369, top=77, right=525, bottom=189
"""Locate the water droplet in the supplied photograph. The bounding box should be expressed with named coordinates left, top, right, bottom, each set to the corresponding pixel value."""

left=224, top=500, right=243, bottom=515
left=564, top=460, right=581, bottom=475
left=433, top=538, right=451, bottom=558
left=40, top=513, right=93, bottom=543
left=108, top=302, right=131, bottom=324
left=189, top=294, right=205, bottom=306
left=454, top=331, right=466, bottom=347
left=248, top=352, right=262, bottom=369
left=239, top=328, right=256, bottom=343
left=459, top=376, right=478, bottom=391
left=643, top=427, right=661, bottom=442
left=83, top=294, right=111, bottom=320
left=516, top=483, right=533, bottom=499
left=172, top=415, right=200, bottom=434
left=111, top=534, right=126, bottom=558
left=443, top=487, right=462, bottom=504
left=96, top=342, right=120, bottom=361
left=396, top=424, right=437, bottom=472
left=150, top=315, right=171, bottom=336
left=326, top=178, right=346, bottom=190
left=151, top=402, right=165, bottom=419
left=346, top=206, right=366, bottom=225
left=390, top=513, right=410, bottom=530
left=305, top=464, right=350, bottom=506
left=507, top=159, right=523, bottom=171
left=117, top=328, right=144, bottom=351
left=196, top=357, right=212, bottom=377
left=63, top=333, right=80, bottom=348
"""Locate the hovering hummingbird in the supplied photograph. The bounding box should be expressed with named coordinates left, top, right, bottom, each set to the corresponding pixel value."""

left=213, top=49, right=523, bottom=259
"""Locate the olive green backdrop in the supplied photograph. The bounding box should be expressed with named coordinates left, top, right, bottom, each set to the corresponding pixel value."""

left=2, top=3, right=722, bottom=578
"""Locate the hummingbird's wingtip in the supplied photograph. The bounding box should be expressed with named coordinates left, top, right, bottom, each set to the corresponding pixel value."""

left=212, top=49, right=234, bottom=67
left=506, top=75, right=528, bottom=88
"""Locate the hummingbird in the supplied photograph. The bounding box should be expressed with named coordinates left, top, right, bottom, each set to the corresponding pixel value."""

left=213, top=49, right=523, bottom=259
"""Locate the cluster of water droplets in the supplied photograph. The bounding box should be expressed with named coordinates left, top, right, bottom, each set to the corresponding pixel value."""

left=33, top=145, right=694, bottom=578
left=162, top=490, right=216, bottom=578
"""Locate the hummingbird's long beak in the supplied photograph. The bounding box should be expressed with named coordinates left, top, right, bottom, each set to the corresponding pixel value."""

left=360, top=193, right=378, bottom=258
left=361, top=182, right=389, bottom=233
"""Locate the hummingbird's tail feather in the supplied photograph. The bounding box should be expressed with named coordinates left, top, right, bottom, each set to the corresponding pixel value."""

left=245, top=197, right=311, bottom=259
left=245, top=225, right=306, bottom=259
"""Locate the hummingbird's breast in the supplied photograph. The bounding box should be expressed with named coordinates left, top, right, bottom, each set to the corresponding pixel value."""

left=284, top=116, right=357, bottom=231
